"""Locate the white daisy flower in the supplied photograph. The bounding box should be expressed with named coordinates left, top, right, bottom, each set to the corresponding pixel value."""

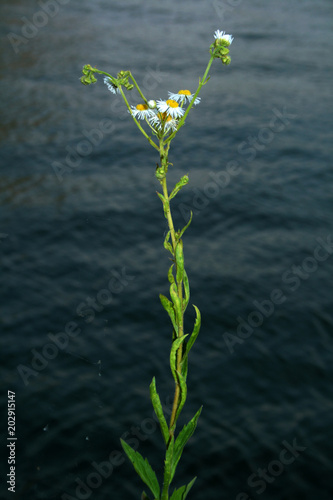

left=214, top=30, right=234, bottom=44
left=168, top=90, right=200, bottom=106
left=156, top=99, right=185, bottom=119
left=104, top=77, right=121, bottom=94
left=150, top=112, right=178, bottom=132
left=130, top=103, right=155, bottom=120
left=214, top=29, right=224, bottom=39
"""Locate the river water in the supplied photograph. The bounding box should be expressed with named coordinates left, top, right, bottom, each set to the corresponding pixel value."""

left=1, top=1, right=333, bottom=499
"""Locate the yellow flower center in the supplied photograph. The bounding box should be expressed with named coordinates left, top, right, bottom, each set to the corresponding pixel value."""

left=178, top=90, right=191, bottom=96
left=166, top=99, right=179, bottom=108
left=136, top=104, right=148, bottom=111
left=157, top=112, right=172, bottom=122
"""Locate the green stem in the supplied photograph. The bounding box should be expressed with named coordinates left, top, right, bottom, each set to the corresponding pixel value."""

left=128, top=71, right=148, bottom=104
left=119, top=87, right=159, bottom=151
left=166, top=54, right=215, bottom=143
left=161, top=452, right=172, bottom=500
left=90, top=67, right=159, bottom=151
left=89, top=68, right=117, bottom=83
left=159, top=141, right=185, bottom=437
left=161, top=480, right=169, bottom=500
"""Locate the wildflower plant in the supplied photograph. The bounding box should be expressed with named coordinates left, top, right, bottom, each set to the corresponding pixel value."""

left=80, top=29, right=234, bottom=500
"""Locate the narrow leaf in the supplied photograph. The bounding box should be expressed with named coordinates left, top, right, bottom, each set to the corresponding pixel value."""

left=149, top=377, right=169, bottom=445
left=159, top=294, right=178, bottom=335
left=182, top=269, right=190, bottom=313
left=170, top=282, right=182, bottom=325
left=181, top=306, right=201, bottom=380
left=162, top=435, right=174, bottom=497
left=169, top=175, right=189, bottom=201
left=156, top=191, right=166, bottom=204
left=174, top=369, right=187, bottom=423
left=170, top=335, right=188, bottom=385
left=170, top=477, right=197, bottom=500
left=168, top=264, right=175, bottom=285
left=177, top=211, right=192, bottom=240
left=175, top=239, right=184, bottom=284
left=120, top=439, right=160, bottom=499
left=181, top=353, right=188, bottom=381
left=185, top=305, right=201, bottom=356
left=156, top=191, right=169, bottom=219
left=164, top=230, right=173, bottom=255
left=171, top=408, right=202, bottom=482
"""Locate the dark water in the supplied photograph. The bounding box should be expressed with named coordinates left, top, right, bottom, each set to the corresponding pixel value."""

left=1, top=1, right=333, bottom=499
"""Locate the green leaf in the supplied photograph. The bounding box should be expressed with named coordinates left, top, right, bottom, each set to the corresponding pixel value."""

left=164, top=230, right=173, bottom=255
left=168, top=264, right=175, bottom=285
left=162, top=435, right=175, bottom=496
left=141, top=492, right=150, bottom=500
left=159, top=294, right=178, bottom=335
left=182, top=269, right=190, bottom=313
left=170, top=477, right=197, bottom=500
left=174, top=369, right=187, bottom=423
left=156, top=191, right=169, bottom=219
left=181, top=353, right=188, bottom=381
left=171, top=408, right=202, bottom=482
left=120, top=440, right=160, bottom=499
left=156, top=191, right=166, bottom=204
left=170, top=336, right=188, bottom=385
left=175, top=239, right=184, bottom=284
left=149, top=377, right=169, bottom=445
left=180, top=306, right=201, bottom=381
left=169, top=339, right=188, bottom=425
left=177, top=211, right=192, bottom=240
left=185, top=305, right=201, bottom=356
left=170, top=283, right=182, bottom=325
left=169, top=175, right=189, bottom=201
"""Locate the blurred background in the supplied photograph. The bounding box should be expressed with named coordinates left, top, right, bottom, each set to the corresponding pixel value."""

left=1, top=1, right=333, bottom=499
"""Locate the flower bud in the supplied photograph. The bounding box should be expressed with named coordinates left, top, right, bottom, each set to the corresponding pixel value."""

left=124, top=83, right=134, bottom=90
left=155, top=165, right=166, bottom=181
left=80, top=74, right=97, bottom=85
left=220, top=39, right=231, bottom=47
left=82, top=64, right=93, bottom=75
left=221, top=56, right=231, bottom=65
left=219, top=47, right=229, bottom=56
left=148, top=100, right=157, bottom=109
left=81, top=65, right=98, bottom=85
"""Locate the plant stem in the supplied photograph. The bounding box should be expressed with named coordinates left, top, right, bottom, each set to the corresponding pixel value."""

left=166, top=54, right=215, bottom=143
left=159, top=142, right=185, bottom=437
left=119, top=87, right=160, bottom=151
left=128, top=71, right=148, bottom=104
left=161, top=176, right=177, bottom=250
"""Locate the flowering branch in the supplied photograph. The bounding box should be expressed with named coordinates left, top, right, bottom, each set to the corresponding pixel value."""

left=80, top=28, right=234, bottom=500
